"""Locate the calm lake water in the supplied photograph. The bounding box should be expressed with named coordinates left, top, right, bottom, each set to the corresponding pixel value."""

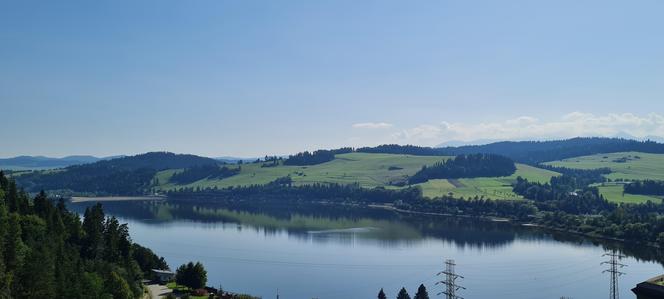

left=69, top=200, right=663, bottom=299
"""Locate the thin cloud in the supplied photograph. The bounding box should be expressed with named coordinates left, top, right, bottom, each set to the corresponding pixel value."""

left=352, top=122, right=394, bottom=129
left=391, top=112, right=664, bottom=145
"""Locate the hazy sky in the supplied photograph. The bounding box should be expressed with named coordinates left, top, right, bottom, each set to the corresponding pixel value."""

left=2, top=0, right=664, bottom=157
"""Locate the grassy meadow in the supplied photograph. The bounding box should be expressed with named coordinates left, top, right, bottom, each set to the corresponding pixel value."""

left=155, top=153, right=559, bottom=200
left=545, top=152, right=664, bottom=181
left=416, top=164, right=559, bottom=199
left=595, top=183, right=662, bottom=204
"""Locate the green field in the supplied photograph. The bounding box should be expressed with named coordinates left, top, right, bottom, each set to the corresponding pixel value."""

left=416, top=164, right=559, bottom=199
left=156, top=153, right=448, bottom=190
left=155, top=153, right=559, bottom=199
left=545, top=152, right=664, bottom=181
left=596, top=183, right=662, bottom=204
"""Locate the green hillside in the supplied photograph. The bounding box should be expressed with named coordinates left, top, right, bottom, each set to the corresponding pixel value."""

left=156, top=153, right=558, bottom=199
left=545, top=152, right=664, bottom=181
left=416, top=164, right=558, bottom=199
left=545, top=152, right=664, bottom=203
left=595, top=183, right=661, bottom=204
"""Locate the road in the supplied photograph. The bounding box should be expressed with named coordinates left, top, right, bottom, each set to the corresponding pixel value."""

left=145, top=283, right=172, bottom=299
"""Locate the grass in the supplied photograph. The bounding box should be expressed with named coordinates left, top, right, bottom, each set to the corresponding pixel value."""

left=166, top=282, right=189, bottom=292
left=596, top=183, right=662, bottom=204
left=416, top=163, right=559, bottom=199
left=156, top=153, right=447, bottom=190
left=154, top=152, right=559, bottom=199
left=545, top=152, right=664, bottom=181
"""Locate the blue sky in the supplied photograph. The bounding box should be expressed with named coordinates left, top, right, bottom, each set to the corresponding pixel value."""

left=1, top=0, right=663, bottom=157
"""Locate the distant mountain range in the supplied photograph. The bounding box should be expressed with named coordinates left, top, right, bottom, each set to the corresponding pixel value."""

left=0, top=155, right=117, bottom=170
left=436, top=133, right=664, bottom=148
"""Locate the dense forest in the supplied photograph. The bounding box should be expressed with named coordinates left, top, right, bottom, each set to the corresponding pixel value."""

left=169, top=165, right=240, bottom=185
left=283, top=148, right=352, bottom=166
left=15, top=152, right=218, bottom=195
left=440, top=137, right=664, bottom=164
left=624, top=180, right=664, bottom=196
left=0, top=171, right=167, bottom=298
left=408, top=154, right=516, bottom=184
left=533, top=164, right=611, bottom=187
left=357, top=138, right=664, bottom=164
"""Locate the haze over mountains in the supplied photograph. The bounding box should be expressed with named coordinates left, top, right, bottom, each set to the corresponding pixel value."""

left=4, top=136, right=664, bottom=171
left=0, top=155, right=109, bottom=170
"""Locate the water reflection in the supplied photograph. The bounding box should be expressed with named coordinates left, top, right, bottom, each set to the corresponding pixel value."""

left=68, top=199, right=664, bottom=265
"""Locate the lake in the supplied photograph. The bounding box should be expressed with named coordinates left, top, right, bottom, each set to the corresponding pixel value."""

left=68, top=200, right=664, bottom=299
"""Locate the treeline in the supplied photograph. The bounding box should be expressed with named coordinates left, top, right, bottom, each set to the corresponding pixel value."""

left=377, top=284, right=430, bottom=299
left=168, top=177, right=423, bottom=204
left=0, top=171, right=167, bottom=298
left=624, top=180, right=664, bottom=196
left=513, top=172, right=664, bottom=246
left=170, top=165, right=240, bottom=184
left=356, top=144, right=445, bottom=156
left=535, top=164, right=611, bottom=187
left=512, top=176, right=614, bottom=214
left=356, top=138, right=664, bottom=164
left=440, top=137, right=664, bottom=164
left=283, top=147, right=352, bottom=166
left=408, top=154, right=516, bottom=184
left=16, top=152, right=218, bottom=195
left=169, top=172, right=664, bottom=247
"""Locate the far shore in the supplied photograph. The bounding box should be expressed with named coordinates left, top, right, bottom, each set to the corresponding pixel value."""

left=69, top=195, right=166, bottom=203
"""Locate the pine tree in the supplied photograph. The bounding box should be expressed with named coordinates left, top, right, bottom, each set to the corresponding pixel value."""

left=414, top=284, right=429, bottom=299
left=378, top=288, right=387, bottom=299
left=397, top=287, right=411, bottom=299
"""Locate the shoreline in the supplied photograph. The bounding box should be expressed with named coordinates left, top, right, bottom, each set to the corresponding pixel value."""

left=367, top=203, right=661, bottom=250
left=69, top=195, right=166, bottom=203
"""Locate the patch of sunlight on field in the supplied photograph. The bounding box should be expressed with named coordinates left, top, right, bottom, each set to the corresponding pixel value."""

left=417, top=163, right=559, bottom=199
left=545, top=152, right=664, bottom=181
left=597, top=183, right=662, bottom=204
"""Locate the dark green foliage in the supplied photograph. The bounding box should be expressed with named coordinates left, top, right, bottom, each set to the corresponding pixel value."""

left=536, top=165, right=610, bottom=186
left=16, top=152, right=218, bottom=195
left=0, top=172, right=169, bottom=299
left=169, top=179, right=423, bottom=205
left=408, top=154, right=516, bottom=184
left=357, top=144, right=443, bottom=156
left=358, top=138, right=664, bottom=164
left=284, top=149, right=340, bottom=165
left=440, top=137, right=664, bottom=164
left=397, top=287, right=411, bottom=299
left=175, top=261, right=207, bottom=289
left=414, top=284, right=429, bottom=299
left=378, top=288, right=387, bottom=299
left=133, top=243, right=169, bottom=275
left=170, top=165, right=239, bottom=184
left=624, top=180, right=664, bottom=196
left=512, top=176, right=614, bottom=214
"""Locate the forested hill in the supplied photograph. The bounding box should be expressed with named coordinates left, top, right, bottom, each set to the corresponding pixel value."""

left=15, top=152, right=218, bottom=195
left=359, top=138, right=664, bottom=164
left=0, top=171, right=168, bottom=298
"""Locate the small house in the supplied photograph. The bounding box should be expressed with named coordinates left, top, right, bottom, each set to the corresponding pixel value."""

left=151, top=269, right=175, bottom=283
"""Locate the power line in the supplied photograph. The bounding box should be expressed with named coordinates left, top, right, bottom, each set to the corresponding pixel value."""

left=601, top=250, right=626, bottom=299
left=436, top=259, right=465, bottom=299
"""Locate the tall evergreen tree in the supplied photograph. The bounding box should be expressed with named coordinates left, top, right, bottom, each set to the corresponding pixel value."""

left=397, top=287, right=411, bottom=299
left=378, top=288, right=387, bottom=299
left=414, top=284, right=429, bottom=299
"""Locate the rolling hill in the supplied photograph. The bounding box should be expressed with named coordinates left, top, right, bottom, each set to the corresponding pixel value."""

left=154, top=153, right=559, bottom=200
left=546, top=151, right=664, bottom=203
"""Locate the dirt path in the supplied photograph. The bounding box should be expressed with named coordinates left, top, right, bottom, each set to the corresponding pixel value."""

left=145, top=283, right=172, bottom=299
